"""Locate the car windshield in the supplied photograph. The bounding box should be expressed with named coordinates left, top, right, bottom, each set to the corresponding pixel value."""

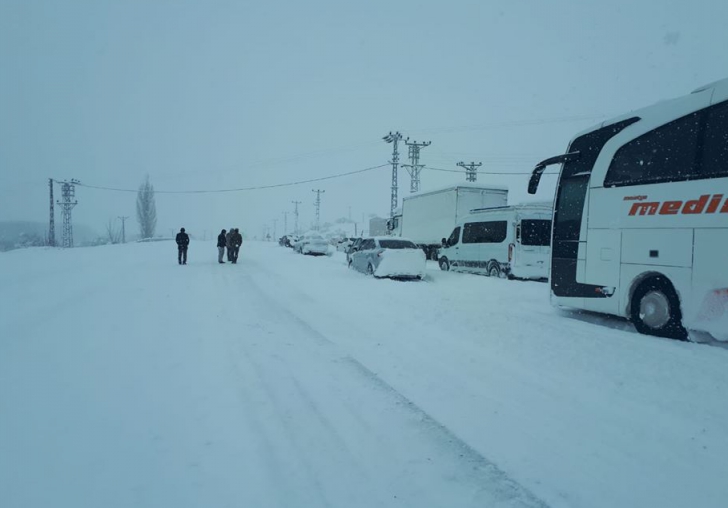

left=378, top=239, right=418, bottom=249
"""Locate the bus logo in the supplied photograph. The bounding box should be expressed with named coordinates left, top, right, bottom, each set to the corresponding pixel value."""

left=627, top=194, right=728, bottom=216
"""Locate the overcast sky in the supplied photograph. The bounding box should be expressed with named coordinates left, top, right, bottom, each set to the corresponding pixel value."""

left=1, top=0, right=726, bottom=239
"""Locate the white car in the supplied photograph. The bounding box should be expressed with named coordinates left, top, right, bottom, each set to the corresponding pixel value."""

left=296, top=233, right=329, bottom=256
left=349, top=237, right=426, bottom=279
left=336, top=237, right=355, bottom=252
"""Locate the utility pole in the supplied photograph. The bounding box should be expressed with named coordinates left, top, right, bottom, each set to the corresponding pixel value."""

left=402, top=138, right=431, bottom=193
left=117, top=216, right=129, bottom=243
left=312, top=189, right=325, bottom=231
left=458, top=161, right=482, bottom=183
left=383, top=131, right=403, bottom=218
left=272, top=218, right=278, bottom=241
left=48, top=178, right=56, bottom=246
left=283, top=211, right=289, bottom=235
left=291, top=200, right=301, bottom=234
left=57, top=179, right=80, bottom=248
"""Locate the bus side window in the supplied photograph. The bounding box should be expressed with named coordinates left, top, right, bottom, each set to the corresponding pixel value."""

left=701, top=100, right=728, bottom=178
left=604, top=111, right=701, bottom=187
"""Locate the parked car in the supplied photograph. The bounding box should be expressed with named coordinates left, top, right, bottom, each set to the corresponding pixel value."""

left=349, top=237, right=426, bottom=279
left=288, top=235, right=303, bottom=250
left=346, top=237, right=364, bottom=263
left=336, top=237, right=354, bottom=252
left=295, top=233, right=329, bottom=255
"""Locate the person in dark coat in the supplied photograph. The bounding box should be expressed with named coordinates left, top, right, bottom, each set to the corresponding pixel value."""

left=176, top=227, right=190, bottom=265
left=217, top=229, right=227, bottom=264
left=231, top=228, right=243, bottom=263
left=226, top=227, right=234, bottom=261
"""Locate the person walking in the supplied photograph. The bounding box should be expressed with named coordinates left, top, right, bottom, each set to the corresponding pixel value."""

left=176, top=227, right=190, bottom=265
left=226, top=227, right=234, bottom=261
left=231, top=228, right=243, bottom=264
left=217, top=229, right=227, bottom=263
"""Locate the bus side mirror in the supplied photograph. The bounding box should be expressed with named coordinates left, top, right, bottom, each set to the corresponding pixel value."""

left=441, top=238, right=447, bottom=247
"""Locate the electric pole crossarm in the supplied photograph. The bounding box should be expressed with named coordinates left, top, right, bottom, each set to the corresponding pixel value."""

left=457, top=161, right=483, bottom=182
left=402, top=139, right=431, bottom=193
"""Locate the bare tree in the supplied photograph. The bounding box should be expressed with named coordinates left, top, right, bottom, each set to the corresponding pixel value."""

left=136, top=175, right=157, bottom=239
left=106, top=218, right=122, bottom=244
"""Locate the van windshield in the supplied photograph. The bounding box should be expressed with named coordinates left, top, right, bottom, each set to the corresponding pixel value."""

left=521, top=220, right=552, bottom=246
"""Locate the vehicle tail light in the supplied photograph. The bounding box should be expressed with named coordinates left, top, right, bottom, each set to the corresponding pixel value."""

left=508, top=243, right=514, bottom=262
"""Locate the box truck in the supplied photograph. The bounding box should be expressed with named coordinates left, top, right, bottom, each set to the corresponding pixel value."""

left=388, top=184, right=508, bottom=259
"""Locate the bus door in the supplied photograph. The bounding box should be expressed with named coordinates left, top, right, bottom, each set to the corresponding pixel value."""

left=550, top=118, right=641, bottom=306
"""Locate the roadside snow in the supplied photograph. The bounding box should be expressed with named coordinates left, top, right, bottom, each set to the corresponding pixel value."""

left=2, top=241, right=727, bottom=508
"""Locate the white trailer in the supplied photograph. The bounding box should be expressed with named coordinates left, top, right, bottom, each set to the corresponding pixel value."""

left=388, top=184, right=508, bottom=259
left=528, top=77, right=728, bottom=341
left=438, top=202, right=552, bottom=280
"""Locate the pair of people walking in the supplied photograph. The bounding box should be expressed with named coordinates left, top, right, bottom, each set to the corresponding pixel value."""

left=218, top=228, right=242, bottom=264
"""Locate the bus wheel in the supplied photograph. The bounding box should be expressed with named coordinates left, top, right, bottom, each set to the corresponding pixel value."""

left=439, top=257, right=450, bottom=271
left=487, top=262, right=501, bottom=278
left=630, top=276, right=688, bottom=340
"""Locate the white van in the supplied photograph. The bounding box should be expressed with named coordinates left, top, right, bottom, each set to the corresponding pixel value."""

left=437, top=203, right=552, bottom=280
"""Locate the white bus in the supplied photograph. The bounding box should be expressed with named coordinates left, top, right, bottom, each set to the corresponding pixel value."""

left=438, top=203, right=552, bottom=280
left=528, top=78, right=728, bottom=340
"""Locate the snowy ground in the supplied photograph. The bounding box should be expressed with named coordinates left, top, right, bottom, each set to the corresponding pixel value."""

left=1, top=241, right=727, bottom=508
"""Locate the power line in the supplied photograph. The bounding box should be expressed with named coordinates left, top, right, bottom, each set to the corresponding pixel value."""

left=72, top=163, right=388, bottom=194
left=425, top=166, right=555, bottom=176
left=151, top=140, right=384, bottom=181
left=406, top=113, right=609, bottom=136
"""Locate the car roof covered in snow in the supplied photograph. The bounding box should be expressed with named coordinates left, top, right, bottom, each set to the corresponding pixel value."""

left=371, top=236, right=418, bottom=244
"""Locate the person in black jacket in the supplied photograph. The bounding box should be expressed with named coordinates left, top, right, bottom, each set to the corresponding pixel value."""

left=226, top=227, right=234, bottom=261
left=231, top=228, right=243, bottom=263
left=176, top=228, right=190, bottom=265
left=217, top=229, right=227, bottom=264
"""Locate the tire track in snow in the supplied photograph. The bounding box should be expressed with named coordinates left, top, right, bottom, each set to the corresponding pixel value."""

left=237, top=260, right=550, bottom=508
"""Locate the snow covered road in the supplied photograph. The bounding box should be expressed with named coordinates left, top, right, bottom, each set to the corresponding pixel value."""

left=2, top=241, right=728, bottom=508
